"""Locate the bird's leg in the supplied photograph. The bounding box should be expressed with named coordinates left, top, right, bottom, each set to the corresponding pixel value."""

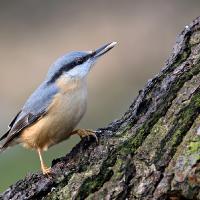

left=37, top=149, right=51, bottom=175
left=72, top=129, right=98, bottom=143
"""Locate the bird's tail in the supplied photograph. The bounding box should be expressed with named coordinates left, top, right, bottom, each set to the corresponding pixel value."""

left=0, top=146, right=5, bottom=154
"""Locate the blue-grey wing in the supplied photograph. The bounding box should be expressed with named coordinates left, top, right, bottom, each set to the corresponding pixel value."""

left=0, top=111, right=21, bottom=141
left=0, top=82, right=58, bottom=148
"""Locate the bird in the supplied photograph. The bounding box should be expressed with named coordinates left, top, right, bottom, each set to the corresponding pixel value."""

left=0, top=42, right=117, bottom=174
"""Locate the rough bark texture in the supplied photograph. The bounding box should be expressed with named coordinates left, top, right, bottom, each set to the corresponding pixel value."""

left=1, top=17, right=200, bottom=200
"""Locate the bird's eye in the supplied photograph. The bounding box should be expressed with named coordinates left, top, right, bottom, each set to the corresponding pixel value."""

left=76, top=58, right=83, bottom=65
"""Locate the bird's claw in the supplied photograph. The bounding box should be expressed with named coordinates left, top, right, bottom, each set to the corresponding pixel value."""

left=75, top=129, right=99, bottom=143
left=42, top=166, right=52, bottom=176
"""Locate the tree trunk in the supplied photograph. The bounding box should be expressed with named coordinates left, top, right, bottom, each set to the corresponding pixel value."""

left=1, top=17, right=200, bottom=200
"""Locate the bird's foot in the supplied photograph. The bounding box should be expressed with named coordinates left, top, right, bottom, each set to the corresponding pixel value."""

left=42, top=165, right=52, bottom=175
left=74, top=129, right=98, bottom=143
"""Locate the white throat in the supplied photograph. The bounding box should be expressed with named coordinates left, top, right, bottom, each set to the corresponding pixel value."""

left=65, top=60, right=95, bottom=79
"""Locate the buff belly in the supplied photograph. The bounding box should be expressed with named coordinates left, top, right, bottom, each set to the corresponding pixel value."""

left=20, top=78, right=87, bottom=151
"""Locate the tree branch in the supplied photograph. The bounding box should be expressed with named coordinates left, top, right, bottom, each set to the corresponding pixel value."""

left=1, top=17, right=200, bottom=200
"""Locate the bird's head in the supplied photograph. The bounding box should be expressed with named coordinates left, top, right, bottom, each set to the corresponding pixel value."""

left=46, top=42, right=117, bottom=84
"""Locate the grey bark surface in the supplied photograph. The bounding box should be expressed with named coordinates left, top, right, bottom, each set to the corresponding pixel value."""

left=1, top=17, right=200, bottom=200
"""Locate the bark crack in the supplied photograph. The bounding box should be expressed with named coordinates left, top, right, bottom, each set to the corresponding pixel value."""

left=1, top=16, right=200, bottom=200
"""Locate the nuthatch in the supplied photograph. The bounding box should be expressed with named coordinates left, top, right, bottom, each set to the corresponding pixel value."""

left=0, top=42, right=117, bottom=174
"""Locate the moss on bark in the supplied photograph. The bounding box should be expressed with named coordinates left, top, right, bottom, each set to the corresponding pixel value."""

left=1, top=16, right=200, bottom=200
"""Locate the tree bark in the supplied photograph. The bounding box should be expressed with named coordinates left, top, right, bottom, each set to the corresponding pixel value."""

left=1, top=17, right=200, bottom=200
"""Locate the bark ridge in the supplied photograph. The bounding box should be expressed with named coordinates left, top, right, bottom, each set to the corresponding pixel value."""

left=1, top=17, right=200, bottom=200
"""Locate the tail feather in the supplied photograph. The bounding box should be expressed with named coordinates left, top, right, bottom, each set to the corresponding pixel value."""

left=0, top=146, right=5, bottom=153
left=0, top=130, right=10, bottom=141
left=0, top=130, right=10, bottom=153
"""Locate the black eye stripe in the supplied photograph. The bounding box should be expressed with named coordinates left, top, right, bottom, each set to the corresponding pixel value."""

left=75, top=54, right=91, bottom=65
left=75, top=58, right=84, bottom=65
left=47, top=54, right=92, bottom=84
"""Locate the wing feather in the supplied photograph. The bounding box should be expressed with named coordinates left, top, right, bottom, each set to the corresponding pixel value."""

left=0, top=82, right=58, bottom=149
left=0, top=111, right=21, bottom=141
left=1, top=110, right=47, bottom=148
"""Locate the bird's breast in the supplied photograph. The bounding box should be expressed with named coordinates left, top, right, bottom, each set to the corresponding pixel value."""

left=49, top=77, right=88, bottom=133
left=21, top=77, right=87, bottom=150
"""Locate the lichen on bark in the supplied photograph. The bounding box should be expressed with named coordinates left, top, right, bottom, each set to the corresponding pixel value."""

left=1, top=17, right=200, bottom=200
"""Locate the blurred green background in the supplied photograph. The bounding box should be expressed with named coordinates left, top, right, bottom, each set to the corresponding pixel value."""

left=0, top=0, right=200, bottom=192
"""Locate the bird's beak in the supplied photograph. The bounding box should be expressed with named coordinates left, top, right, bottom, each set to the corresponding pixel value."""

left=92, top=42, right=117, bottom=58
